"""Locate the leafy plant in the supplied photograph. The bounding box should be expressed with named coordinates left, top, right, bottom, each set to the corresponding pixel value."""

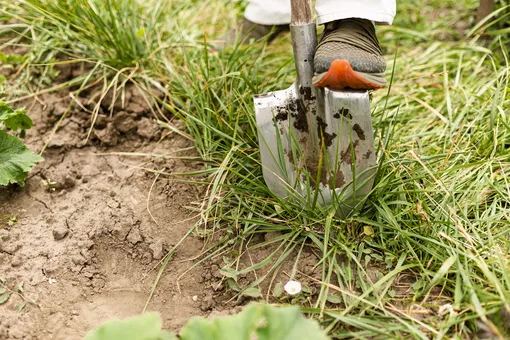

left=85, top=312, right=175, bottom=340
left=85, top=303, right=329, bottom=340
left=0, top=102, right=43, bottom=186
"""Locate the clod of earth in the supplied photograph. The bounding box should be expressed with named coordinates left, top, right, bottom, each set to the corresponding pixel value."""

left=299, top=86, right=316, bottom=101
left=94, top=123, right=119, bottom=146
left=316, top=116, right=337, bottom=147
left=127, top=227, right=143, bottom=245
left=273, top=106, right=289, bottom=122
left=111, top=222, right=132, bottom=241
left=113, top=111, right=137, bottom=133
left=71, top=254, right=87, bottom=266
left=289, top=98, right=308, bottom=132
left=333, top=107, right=352, bottom=120
left=352, top=123, right=366, bottom=140
left=52, top=222, right=69, bottom=241
left=136, top=117, right=160, bottom=139
left=149, top=240, right=164, bottom=260
left=10, top=255, right=23, bottom=267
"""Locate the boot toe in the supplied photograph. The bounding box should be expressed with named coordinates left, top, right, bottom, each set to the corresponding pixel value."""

left=313, top=18, right=387, bottom=90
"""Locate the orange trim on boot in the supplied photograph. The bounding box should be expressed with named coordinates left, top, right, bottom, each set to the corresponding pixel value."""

left=313, top=59, right=383, bottom=90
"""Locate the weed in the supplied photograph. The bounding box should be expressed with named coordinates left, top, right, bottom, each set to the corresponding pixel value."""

left=0, top=102, right=42, bottom=186
left=86, top=303, right=328, bottom=340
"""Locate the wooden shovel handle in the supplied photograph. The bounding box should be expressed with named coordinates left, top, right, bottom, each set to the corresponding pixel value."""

left=291, top=0, right=313, bottom=25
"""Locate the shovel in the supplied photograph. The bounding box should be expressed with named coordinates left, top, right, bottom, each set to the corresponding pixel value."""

left=254, top=0, right=377, bottom=217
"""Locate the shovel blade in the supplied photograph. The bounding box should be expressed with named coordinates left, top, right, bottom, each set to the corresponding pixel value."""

left=255, top=86, right=377, bottom=217
left=316, top=88, right=377, bottom=216
left=255, top=84, right=298, bottom=198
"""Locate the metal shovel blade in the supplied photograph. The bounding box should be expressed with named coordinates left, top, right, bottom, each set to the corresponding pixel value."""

left=255, top=84, right=298, bottom=199
left=253, top=0, right=377, bottom=216
left=255, top=86, right=377, bottom=216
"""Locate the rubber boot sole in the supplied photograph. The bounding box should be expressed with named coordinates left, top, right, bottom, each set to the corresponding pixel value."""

left=312, top=59, right=384, bottom=90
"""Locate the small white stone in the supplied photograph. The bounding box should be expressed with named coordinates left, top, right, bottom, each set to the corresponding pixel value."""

left=192, top=295, right=198, bottom=302
left=438, top=303, right=453, bottom=316
left=48, top=278, right=57, bottom=284
left=284, top=280, right=302, bottom=295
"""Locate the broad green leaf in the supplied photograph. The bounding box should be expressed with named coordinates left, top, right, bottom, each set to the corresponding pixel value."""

left=3, top=111, right=33, bottom=131
left=226, top=278, right=241, bottom=292
left=256, top=304, right=329, bottom=340
left=272, top=282, right=283, bottom=298
left=326, top=294, right=342, bottom=304
left=85, top=312, right=176, bottom=340
left=0, top=103, right=32, bottom=131
left=301, top=285, right=313, bottom=294
left=180, top=303, right=329, bottom=340
left=0, top=131, right=43, bottom=186
left=0, top=102, right=16, bottom=114
left=241, top=287, right=262, bottom=298
left=180, top=303, right=262, bottom=340
left=219, top=266, right=239, bottom=280
left=0, top=292, right=10, bottom=304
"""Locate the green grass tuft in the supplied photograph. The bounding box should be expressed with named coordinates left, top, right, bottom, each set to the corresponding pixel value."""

left=12, top=0, right=167, bottom=68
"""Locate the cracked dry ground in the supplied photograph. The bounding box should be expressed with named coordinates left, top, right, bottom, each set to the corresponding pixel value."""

left=0, top=86, right=237, bottom=339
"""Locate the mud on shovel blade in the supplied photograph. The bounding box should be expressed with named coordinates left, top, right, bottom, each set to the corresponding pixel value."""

left=254, top=0, right=377, bottom=216
left=314, top=88, right=377, bottom=217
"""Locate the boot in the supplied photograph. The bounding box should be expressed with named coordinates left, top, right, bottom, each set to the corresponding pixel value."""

left=312, top=18, right=386, bottom=90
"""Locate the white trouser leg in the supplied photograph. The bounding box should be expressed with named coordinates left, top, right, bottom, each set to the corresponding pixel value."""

left=244, top=0, right=291, bottom=25
left=316, top=0, right=396, bottom=25
left=244, top=0, right=396, bottom=26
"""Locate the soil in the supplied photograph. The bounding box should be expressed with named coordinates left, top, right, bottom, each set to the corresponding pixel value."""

left=0, top=82, right=235, bottom=339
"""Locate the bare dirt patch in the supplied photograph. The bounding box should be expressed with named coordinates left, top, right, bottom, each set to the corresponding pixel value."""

left=0, top=85, right=222, bottom=339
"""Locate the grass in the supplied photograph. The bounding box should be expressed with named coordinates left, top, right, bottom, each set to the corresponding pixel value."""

left=1, top=0, right=510, bottom=338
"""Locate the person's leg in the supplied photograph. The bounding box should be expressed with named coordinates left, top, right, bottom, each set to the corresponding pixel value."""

left=244, top=0, right=396, bottom=26
left=313, top=0, right=396, bottom=89
left=316, top=0, right=396, bottom=25
left=244, top=0, right=291, bottom=25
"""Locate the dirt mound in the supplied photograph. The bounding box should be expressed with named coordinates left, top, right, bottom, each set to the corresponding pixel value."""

left=0, top=88, right=218, bottom=339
